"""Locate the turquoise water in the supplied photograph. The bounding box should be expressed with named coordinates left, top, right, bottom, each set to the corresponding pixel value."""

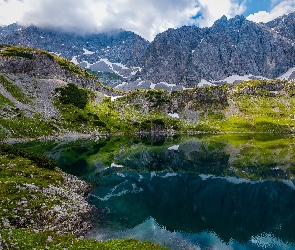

left=17, top=134, right=295, bottom=249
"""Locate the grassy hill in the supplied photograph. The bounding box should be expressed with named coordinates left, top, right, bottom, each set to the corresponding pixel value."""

left=0, top=45, right=295, bottom=141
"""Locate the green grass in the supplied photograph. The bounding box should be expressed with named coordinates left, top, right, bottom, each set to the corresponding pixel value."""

left=1, top=61, right=295, bottom=137
left=0, top=229, right=167, bottom=249
left=0, top=150, right=64, bottom=232
left=0, top=115, right=55, bottom=139
left=0, top=74, right=31, bottom=104
left=0, top=93, right=14, bottom=106
left=0, top=46, right=34, bottom=59
left=0, top=146, right=166, bottom=250
left=55, top=96, right=132, bottom=134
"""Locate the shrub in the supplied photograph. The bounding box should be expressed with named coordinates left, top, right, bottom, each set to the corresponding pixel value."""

left=0, top=144, right=57, bottom=170
left=56, top=83, right=89, bottom=109
left=0, top=46, right=33, bottom=59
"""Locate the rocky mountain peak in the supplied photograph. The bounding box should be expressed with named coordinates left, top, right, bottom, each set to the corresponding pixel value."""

left=0, top=25, right=150, bottom=69
left=266, top=12, right=295, bottom=41
left=212, top=15, right=248, bottom=32
left=212, top=15, right=228, bottom=27
left=3, top=12, right=295, bottom=91
left=121, top=11, right=295, bottom=89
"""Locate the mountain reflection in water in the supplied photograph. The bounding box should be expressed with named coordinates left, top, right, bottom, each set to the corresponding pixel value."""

left=17, top=134, right=295, bottom=249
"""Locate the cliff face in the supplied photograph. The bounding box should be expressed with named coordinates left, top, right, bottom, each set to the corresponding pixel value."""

left=134, top=14, right=295, bottom=87
left=265, top=12, right=295, bottom=41
left=131, top=26, right=204, bottom=85
left=2, top=13, right=295, bottom=90
left=0, top=25, right=149, bottom=73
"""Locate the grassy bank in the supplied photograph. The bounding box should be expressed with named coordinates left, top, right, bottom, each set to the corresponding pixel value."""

left=0, top=145, right=166, bottom=250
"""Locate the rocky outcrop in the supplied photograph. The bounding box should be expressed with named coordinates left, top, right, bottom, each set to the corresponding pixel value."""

left=131, top=26, right=203, bottom=85
left=0, top=47, right=121, bottom=123
left=265, top=12, right=295, bottom=41
left=11, top=170, right=94, bottom=236
left=0, top=48, right=118, bottom=94
left=134, top=13, right=295, bottom=87
left=0, top=25, right=149, bottom=67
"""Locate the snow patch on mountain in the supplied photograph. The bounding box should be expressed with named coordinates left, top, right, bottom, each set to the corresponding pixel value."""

left=168, top=113, right=180, bottom=119
left=83, top=48, right=95, bottom=55
left=70, top=56, right=141, bottom=79
left=113, top=62, right=128, bottom=70
left=108, top=68, right=295, bottom=90
left=215, top=74, right=267, bottom=84
left=279, top=67, right=295, bottom=80
left=168, top=145, right=179, bottom=150
left=198, top=79, right=214, bottom=87
left=71, top=56, right=79, bottom=64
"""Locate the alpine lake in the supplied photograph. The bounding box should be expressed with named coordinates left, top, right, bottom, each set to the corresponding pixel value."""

left=15, top=134, right=295, bottom=250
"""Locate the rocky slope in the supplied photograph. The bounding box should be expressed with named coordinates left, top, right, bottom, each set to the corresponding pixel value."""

left=0, top=24, right=149, bottom=83
left=0, top=45, right=125, bottom=139
left=1, top=45, right=295, bottom=140
left=3, top=12, right=295, bottom=90
left=265, top=12, right=295, bottom=41
left=0, top=13, right=295, bottom=90
left=126, top=13, right=295, bottom=89
left=0, top=145, right=165, bottom=250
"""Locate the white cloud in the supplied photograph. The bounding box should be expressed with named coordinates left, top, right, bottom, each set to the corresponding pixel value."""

left=0, top=0, right=31, bottom=25
left=0, top=0, right=201, bottom=41
left=0, top=0, right=289, bottom=42
left=194, top=0, right=247, bottom=27
left=247, top=0, right=295, bottom=23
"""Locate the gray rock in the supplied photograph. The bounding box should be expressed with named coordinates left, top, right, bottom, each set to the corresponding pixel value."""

left=0, top=26, right=149, bottom=68
left=133, top=13, right=295, bottom=88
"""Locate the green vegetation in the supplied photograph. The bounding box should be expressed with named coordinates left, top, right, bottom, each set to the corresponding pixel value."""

left=0, top=46, right=34, bottom=59
left=0, top=74, right=31, bottom=104
left=2, top=45, right=295, bottom=137
left=114, top=80, right=295, bottom=134
left=0, top=147, right=64, bottom=236
left=56, top=93, right=133, bottom=133
left=0, top=144, right=56, bottom=170
left=56, top=83, right=90, bottom=109
left=0, top=93, right=14, bottom=106
left=0, top=229, right=166, bottom=249
left=0, top=145, right=166, bottom=249
left=0, top=115, right=55, bottom=140
left=53, top=55, right=96, bottom=79
left=54, top=85, right=131, bottom=133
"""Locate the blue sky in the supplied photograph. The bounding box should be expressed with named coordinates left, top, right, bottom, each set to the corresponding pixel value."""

left=243, top=0, right=271, bottom=16
left=0, top=0, right=295, bottom=41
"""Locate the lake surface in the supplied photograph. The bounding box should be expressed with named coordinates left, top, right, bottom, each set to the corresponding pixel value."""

left=17, top=134, right=295, bottom=249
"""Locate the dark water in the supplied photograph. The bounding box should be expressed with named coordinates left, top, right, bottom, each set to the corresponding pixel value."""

left=17, top=134, right=295, bottom=249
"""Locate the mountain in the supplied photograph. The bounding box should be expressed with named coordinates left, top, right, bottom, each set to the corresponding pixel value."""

left=0, top=24, right=149, bottom=84
left=2, top=13, right=295, bottom=90
left=265, top=12, right=295, bottom=41
left=124, top=13, right=295, bottom=89
left=1, top=45, right=295, bottom=140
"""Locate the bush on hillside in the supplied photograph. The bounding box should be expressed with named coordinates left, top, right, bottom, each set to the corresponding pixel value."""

left=0, top=144, right=57, bottom=170
left=56, top=83, right=89, bottom=109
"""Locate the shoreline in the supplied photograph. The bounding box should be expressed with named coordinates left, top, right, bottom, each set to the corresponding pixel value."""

left=1, top=130, right=295, bottom=144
